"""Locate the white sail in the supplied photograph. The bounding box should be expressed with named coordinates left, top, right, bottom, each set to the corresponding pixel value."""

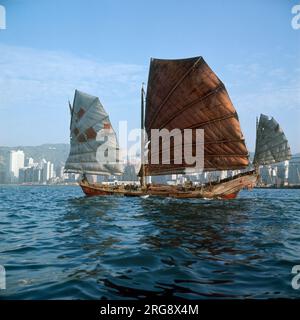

left=65, top=90, right=123, bottom=175
left=253, top=114, right=291, bottom=166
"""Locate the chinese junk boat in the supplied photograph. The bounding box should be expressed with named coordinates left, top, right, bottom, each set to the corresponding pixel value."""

left=65, top=57, right=291, bottom=199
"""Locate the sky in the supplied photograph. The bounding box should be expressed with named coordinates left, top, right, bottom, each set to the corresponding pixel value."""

left=0, top=0, right=299, bottom=153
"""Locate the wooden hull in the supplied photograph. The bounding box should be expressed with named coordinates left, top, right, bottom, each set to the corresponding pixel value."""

left=79, top=171, right=258, bottom=199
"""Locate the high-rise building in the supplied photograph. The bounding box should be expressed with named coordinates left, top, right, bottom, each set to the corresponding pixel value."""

left=50, top=163, right=55, bottom=179
left=40, top=160, right=55, bottom=183
left=9, top=150, right=25, bottom=183
left=33, top=167, right=42, bottom=183
left=19, top=165, right=42, bottom=184
left=288, top=157, right=300, bottom=185
left=41, top=160, right=51, bottom=182
left=56, top=166, right=64, bottom=179
left=24, top=157, right=34, bottom=167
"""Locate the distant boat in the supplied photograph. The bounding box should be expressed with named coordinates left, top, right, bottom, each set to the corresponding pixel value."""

left=65, top=57, right=291, bottom=199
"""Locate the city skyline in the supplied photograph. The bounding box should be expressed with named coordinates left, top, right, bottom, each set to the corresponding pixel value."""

left=0, top=145, right=142, bottom=185
left=1, top=144, right=300, bottom=186
left=0, top=1, right=299, bottom=153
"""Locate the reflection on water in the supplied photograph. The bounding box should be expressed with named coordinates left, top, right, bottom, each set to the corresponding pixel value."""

left=0, top=186, right=299, bottom=299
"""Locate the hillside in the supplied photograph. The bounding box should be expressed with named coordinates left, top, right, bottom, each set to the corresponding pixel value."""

left=0, top=143, right=70, bottom=169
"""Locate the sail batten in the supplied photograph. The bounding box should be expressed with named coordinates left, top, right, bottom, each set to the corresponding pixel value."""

left=65, top=90, right=123, bottom=176
left=157, top=83, right=226, bottom=130
left=142, top=57, right=249, bottom=176
left=147, top=57, right=203, bottom=129
left=253, top=114, right=291, bottom=166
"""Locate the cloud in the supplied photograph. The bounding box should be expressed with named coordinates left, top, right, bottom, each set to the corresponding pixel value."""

left=0, top=43, right=146, bottom=145
left=0, top=44, right=146, bottom=111
left=224, top=60, right=300, bottom=114
left=223, top=61, right=300, bottom=153
left=0, top=44, right=299, bottom=152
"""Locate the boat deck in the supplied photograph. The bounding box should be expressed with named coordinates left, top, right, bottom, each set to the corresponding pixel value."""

left=80, top=170, right=258, bottom=199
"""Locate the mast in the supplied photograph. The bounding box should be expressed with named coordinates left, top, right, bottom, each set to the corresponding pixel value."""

left=140, top=83, right=146, bottom=187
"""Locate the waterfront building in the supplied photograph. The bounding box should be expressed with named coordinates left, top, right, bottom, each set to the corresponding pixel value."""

left=9, top=150, right=25, bottom=183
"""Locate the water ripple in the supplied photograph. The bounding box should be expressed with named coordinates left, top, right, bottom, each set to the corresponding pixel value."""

left=0, top=185, right=299, bottom=299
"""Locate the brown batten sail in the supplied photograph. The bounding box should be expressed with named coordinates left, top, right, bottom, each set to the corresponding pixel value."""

left=141, top=57, right=249, bottom=176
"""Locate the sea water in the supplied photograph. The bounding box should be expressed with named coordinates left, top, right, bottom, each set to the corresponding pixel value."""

left=0, top=185, right=299, bottom=299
